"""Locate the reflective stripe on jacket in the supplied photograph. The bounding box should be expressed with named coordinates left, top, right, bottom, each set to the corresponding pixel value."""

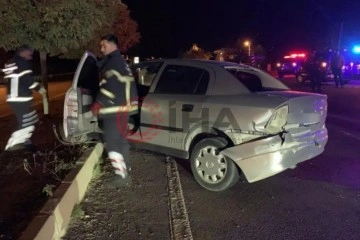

left=3, top=56, right=38, bottom=102
left=96, top=50, right=138, bottom=116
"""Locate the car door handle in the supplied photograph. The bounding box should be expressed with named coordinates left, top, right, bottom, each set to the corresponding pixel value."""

left=181, top=104, right=194, bottom=112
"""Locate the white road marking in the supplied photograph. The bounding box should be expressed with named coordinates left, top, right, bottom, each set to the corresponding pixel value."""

left=166, top=156, right=193, bottom=240
left=326, top=114, right=360, bottom=141
left=338, top=130, right=360, bottom=141
left=327, top=113, right=360, bottom=125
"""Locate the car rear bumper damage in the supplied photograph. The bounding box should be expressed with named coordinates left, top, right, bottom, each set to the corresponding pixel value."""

left=221, top=127, right=328, bottom=183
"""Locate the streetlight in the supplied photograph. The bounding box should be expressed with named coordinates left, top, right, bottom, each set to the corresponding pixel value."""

left=244, top=41, right=251, bottom=56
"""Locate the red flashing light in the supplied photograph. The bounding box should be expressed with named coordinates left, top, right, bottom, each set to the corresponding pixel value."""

left=284, top=53, right=306, bottom=59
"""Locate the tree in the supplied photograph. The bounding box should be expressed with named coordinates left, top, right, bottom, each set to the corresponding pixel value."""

left=0, top=0, right=140, bottom=93
left=68, top=2, right=140, bottom=57
left=0, top=48, right=12, bottom=66
left=0, top=0, right=112, bottom=92
left=183, top=44, right=211, bottom=60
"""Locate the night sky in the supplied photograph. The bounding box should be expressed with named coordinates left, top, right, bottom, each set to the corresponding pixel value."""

left=122, top=0, right=360, bottom=58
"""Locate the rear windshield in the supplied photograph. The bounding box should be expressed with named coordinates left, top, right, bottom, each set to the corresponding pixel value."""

left=282, top=58, right=305, bottom=64
left=225, top=66, right=289, bottom=92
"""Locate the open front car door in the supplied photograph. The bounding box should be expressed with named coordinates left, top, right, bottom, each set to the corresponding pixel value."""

left=60, top=51, right=100, bottom=143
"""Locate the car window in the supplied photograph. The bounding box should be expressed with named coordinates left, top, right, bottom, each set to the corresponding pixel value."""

left=154, top=65, right=209, bottom=95
left=77, top=56, right=99, bottom=99
left=225, top=66, right=289, bottom=92
left=132, top=62, right=163, bottom=87
left=233, top=71, right=262, bottom=92
left=282, top=58, right=305, bottom=64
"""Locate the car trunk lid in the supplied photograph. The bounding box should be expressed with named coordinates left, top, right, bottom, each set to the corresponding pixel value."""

left=257, top=91, right=327, bottom=132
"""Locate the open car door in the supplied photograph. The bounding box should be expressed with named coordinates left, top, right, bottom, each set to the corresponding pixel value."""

left=62, top=51, right=100, bottom=143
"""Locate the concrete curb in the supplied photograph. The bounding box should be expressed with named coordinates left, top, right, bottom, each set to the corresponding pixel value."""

left=18, top=143, right=104, bottom=240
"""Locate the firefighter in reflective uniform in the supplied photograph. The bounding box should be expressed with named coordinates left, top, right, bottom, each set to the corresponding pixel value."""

left=2, top=45, right=46, bottom=152
left=91, top=34, right=138, bottom=188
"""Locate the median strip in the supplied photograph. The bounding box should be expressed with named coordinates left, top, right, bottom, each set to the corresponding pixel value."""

left=166, top=156, right=193, bottom=240
left=18, top=143, right=104, bottom=240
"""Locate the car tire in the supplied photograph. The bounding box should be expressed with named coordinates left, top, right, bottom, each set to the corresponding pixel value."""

left=54, top=122, right=88, bottom=144
left=190, top=137, right=239, bottom=191
left=296, top=74, right=305, bottom=84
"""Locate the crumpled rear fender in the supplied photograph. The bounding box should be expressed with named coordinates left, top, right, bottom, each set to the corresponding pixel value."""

left=221, top=127, right=328, bottom=183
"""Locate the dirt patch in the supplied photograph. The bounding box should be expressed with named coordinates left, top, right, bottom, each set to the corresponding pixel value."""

left=0, top=99, right=85, bottom=240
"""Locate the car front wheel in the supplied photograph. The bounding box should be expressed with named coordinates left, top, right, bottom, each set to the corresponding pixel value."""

left=190, top=137, right=239, bottom=191
left=53, top=122, right=89, bottom=145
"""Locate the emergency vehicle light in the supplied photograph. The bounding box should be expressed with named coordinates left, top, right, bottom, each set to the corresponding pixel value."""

left=352, top=46, right=360, bottom=54
left=284, top=53, right=306, bottom=59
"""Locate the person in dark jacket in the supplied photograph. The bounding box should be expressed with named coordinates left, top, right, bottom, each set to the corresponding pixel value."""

left=2, top=45, right=45, bottom=152
left=330, top=50, right=345, bottom=88
left=91, top=34, right=138, bottom=188
left=306, top=53, right=323, bottom=93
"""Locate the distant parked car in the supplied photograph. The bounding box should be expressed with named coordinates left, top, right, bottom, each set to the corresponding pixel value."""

left=276, top=53, right=306, bottom=79
left=56, top=52, right=329, bottom=191
left=295, top=51, right=332, bottom=84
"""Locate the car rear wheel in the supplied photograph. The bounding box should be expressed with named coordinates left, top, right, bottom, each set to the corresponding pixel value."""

left=296, top=74, right=305, bottom=84
left=190, top=137, right=239, bottom=191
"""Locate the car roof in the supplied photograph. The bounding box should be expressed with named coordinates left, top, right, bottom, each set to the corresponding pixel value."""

left=134, top=58, right=256, bottom=70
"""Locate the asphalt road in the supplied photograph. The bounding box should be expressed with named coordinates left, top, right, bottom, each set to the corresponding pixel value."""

left=171, top=79, right=360, bottom=239
left=1, top=78, right=360, bottom=239
left=0, top=81, right=71, bottom=118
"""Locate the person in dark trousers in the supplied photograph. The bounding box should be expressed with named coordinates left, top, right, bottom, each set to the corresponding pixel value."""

left=307, top=53, right=322, bottom=93
left=91, top=34, right=138, bottom=188
left=330, top=50, right=345, bottom=88
left=2, top=45, right=46, bottom=152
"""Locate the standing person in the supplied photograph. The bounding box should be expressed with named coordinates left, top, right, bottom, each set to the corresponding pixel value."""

left=330, top=50, right=345, bottom=88
left=306, top=53, right=322, bottom=93
left=2, top=45, right=45, bottom=152
left=91, top=34, right=138, bottom=188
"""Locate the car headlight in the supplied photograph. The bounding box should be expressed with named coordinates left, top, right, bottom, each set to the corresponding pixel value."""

left=264, top=105, right=288, bottom=134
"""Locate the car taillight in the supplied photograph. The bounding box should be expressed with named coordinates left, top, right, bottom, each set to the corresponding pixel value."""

left=65, top=90, right=78, bottom=118
left=64, top=90, right=78, bottom=138
left=264, top=105, right=288, bottom=134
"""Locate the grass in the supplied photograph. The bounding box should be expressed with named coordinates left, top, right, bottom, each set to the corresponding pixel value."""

left=70, top=204, right=85, bottom=222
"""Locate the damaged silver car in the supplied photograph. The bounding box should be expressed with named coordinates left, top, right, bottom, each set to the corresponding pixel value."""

left=57, top=52, right=328, bottom=191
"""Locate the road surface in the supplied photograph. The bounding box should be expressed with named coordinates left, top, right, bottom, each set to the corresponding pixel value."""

left=1, top=77, right=359, bottom=239
left=62, top=78, right=360, bottom=239
left=0, top=81, right=71, bottom=118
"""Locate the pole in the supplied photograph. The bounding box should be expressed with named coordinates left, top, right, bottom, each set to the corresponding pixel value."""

left=41, top=90, right=49, bottom=115
left=248, top=46, right=251, bottom=56
left=337, top=21, right=343, bottom=50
